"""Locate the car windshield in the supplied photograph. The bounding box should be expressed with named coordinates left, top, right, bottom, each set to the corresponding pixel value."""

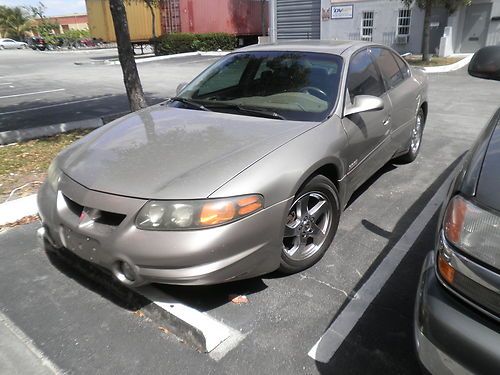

left=171, top=51, right=343, bottom=122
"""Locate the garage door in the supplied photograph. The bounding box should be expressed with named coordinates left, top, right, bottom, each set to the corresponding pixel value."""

left=277, top=0, right=321, bottom=40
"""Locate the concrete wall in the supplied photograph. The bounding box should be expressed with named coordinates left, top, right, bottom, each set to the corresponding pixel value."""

left=320, top=0, right=424, bottom=53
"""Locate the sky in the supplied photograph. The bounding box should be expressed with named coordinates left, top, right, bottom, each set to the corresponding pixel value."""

left=0, top=0, right=86, bottom=16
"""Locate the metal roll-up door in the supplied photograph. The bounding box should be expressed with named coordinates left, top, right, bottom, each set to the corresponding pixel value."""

left=276, top=0, right=321, bottom=40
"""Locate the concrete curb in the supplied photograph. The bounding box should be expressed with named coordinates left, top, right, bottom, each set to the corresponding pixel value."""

left=0, top=118, right=103, bottom=145
left=103, top=50, right=230, bottom=65
left=0, top=111, right=129, bottom=145
left=137, top=285, right=245, bottom=355
left=416, top=54, right=474, bottom=74
left=0, top=194, right=38, bottom=226
left=41, top=47, right=117, bottom=54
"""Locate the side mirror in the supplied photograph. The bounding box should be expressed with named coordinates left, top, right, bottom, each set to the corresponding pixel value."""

left=468, top=46, right=500, bottom=81
left=176, top=82, right=188, bottom=96
left=344, top=95, right=384, bottom=116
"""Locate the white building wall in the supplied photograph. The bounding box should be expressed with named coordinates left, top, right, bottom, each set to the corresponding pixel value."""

left=320, top=0, right=425, bottom=54
left=483, top=0, right=500, bottom=46
left=448, top=0, right=500, bottom=52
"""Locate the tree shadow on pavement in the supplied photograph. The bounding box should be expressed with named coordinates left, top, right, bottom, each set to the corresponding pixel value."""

left=0, top=92, right=167, bottom=132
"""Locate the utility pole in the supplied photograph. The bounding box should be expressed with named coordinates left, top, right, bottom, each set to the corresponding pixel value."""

left=268, top=0, right=277, bottom=43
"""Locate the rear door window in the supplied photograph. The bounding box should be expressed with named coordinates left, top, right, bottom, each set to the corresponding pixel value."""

left=347, top=49, right=386, bottom=101
left=393, top=53, right=411, bottom=79
left=371, top=48, right=405, bottom=89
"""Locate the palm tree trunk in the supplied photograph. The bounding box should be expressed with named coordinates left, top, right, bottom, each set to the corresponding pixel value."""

left=109, top=0, right=147, bottom=112
left=422, top=0, right=432, bottom=62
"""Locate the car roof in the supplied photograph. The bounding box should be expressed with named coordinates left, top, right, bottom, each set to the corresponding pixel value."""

left=238, top=40, right=373, bottom=56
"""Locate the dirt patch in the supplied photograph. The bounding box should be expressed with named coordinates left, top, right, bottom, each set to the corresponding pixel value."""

left=0, top=130, right=91, bottom=202
left=404, top=55, right=464, bottom=67
left=0, top=215, right=40, bottom=231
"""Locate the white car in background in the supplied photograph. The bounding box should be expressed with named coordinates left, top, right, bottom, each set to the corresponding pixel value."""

left=0, top=38, right=28, bottom=49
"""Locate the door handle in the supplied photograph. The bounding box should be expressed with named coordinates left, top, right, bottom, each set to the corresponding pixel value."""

left=383, top=117, right=391, bottom=126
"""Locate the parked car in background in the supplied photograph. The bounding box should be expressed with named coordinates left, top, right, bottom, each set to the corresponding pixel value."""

left=27, top=36, right=47, bottom=51
left=0, top=38, right=28, bottom=49
left=414, top=45, right=500, bottom=374
left=37, top=40, right=428, bottom=287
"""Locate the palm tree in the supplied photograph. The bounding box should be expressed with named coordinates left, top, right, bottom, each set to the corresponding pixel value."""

left=0, top=6, right=32, bottom=40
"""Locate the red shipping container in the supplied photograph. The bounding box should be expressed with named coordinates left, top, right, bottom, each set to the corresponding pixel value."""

left=178, top=0, right=267, bottom=36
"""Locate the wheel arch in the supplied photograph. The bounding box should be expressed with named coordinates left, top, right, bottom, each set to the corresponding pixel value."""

left=292, top=160, right=347, bottom=210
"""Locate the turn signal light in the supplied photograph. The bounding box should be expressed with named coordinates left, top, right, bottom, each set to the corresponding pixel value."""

left=438, top=255, right=455, bottom=284
left=237, top=195, right=263, bottom=215
left=443, top=195, right=467, bottom=244
left=200, top=201, right=236, bottom=226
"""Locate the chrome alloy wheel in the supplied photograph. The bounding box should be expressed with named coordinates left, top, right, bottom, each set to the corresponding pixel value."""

left=410, top=112, right=423, bottom=154
left=283, top=191, right=333, bottom=261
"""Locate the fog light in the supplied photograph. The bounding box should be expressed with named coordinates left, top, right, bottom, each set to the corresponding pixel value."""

left=120, top=261, right=136, bottom=282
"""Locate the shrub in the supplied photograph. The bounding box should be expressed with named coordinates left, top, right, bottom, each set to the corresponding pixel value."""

left=155, top=32, right=236, bottom=55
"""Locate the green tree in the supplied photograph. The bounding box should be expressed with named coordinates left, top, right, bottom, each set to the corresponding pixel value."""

left=25, top=1, right=47, bottom=20
left=0, top=6, right=32, bottom=40
left=403, top=0, right=471, bottom=62
left=109, top=0, right=148, bottom=111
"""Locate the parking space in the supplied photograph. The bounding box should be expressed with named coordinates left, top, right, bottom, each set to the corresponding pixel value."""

left=1, top=52, right=500, bottom=374
left=0, top=49, right=216, bottom=131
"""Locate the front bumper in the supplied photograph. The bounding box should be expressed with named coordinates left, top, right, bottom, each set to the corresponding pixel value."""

left=37, top=174, right=290, bottom=286
left=414, top=252, right=500, bottom=375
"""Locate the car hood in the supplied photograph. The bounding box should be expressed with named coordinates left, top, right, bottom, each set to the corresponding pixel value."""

left=58, top=105, right=318, bottom=199
left=475, top=115, right=500, bottom=211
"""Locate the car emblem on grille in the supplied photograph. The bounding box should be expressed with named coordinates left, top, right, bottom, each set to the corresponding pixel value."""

left=79, top=207, right=100, bottom=227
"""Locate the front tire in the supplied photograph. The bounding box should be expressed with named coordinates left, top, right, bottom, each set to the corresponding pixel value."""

left=398, top=108, right=424, bottom=163
left=279, top=175, right=340, bottom=273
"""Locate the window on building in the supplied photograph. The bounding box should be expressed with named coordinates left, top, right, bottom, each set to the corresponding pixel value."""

left=397, top=9, right=411, bottom=36
left=361, top=11, right=374, bottom=42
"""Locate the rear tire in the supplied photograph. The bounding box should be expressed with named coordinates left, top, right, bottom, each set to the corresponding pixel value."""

left=279, top=175, right=340, bottom=273
left=397, top=108, right=424, bottom=163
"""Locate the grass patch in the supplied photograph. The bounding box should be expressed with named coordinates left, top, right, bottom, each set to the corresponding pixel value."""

left=404, top=55, right=463, bottom=67
left=0, top=130, right=91, bottom=202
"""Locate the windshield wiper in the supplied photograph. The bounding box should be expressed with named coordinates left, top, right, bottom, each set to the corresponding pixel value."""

left=169, top=97, right=210, bottom=111
left=204, top=102, right=285, bottom=120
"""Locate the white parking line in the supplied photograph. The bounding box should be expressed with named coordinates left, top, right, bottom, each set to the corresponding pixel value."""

left=0, top=96, right=108, bottom=115
left=0, top=88, right=65, bottom=100
left=308, top=174, right=452, bottom=363
left=0, top=310, right=62, bottom=374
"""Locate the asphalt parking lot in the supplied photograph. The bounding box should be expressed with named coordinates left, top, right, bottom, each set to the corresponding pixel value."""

left=0, top=49, right=218, bottom=131
left=1, top=50, right=500, bottom=374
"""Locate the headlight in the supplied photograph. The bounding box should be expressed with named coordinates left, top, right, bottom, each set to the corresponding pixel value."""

left=443, top=195, right=500, bottom=268
left=135, top=195, right=264, bottom=230
left=47, top=160, right=62, bottom=191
